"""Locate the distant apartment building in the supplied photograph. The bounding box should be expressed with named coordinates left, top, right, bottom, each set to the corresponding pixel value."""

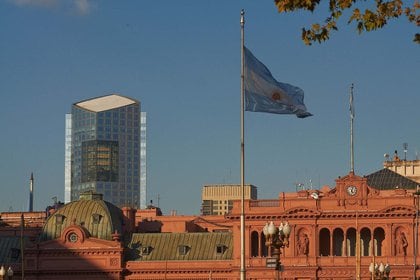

left=384, top=150, right=420, bottom=184
left=64, top=94, right=147, bottom=208
left=201, top=184, right=257, bottom=215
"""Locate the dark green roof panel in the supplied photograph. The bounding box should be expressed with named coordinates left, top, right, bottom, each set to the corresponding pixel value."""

left=0, top=237, right=26, bottom=264
left=127, top=232, right=233, bottom=261
left=366, top=168, right=419, bottom=190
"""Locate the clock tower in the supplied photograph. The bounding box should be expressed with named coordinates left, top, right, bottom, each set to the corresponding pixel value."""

left=335, top=171, right=370, bottom=207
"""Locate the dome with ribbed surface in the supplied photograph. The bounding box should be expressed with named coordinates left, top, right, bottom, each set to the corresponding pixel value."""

left=40, top=192, right=124, bottom=241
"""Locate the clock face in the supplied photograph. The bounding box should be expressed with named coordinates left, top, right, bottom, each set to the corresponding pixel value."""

left=347, top=186, right=357, bottom=196
left=69, top=233, right=78, bottom=243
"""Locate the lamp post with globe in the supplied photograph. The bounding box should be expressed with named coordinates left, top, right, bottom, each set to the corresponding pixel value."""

left=0, top=266, right=5, bottom=280
left=263, top=221, right=291, bottom=278
left=369, top=262, right=391, bottom=280
left=0, top=266, right=14, bottom=280
left=6, top=267, right=13, bottom=280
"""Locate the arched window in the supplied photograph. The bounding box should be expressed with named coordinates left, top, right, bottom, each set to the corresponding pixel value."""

left=373, top=227, right=385, bottom=256
left=251, top=231, right=259, bottom=257
left=260, top=232, right=268, bottom=257
left=346, top=228, right=357, bottom=256
left=360, top=227, right=371, bottom=256
left=319, top=228, right=331, bottom=256
left=333, top=228, right=344, bottom=256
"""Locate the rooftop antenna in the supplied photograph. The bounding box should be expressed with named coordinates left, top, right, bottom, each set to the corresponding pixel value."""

left=349, top=83, right=355, bottom=173
left=403, top=142, right=408, bottom=161
left=295, top=182, right=305, bottom=191
left=52, top=196, right=57, bottom=206
left=318, top=174, right=321, bottom=190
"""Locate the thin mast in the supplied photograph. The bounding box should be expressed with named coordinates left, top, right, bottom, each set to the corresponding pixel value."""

left=240, top=9, right=246, bottom=280
left=350, top=83, right=355, bottom=173
left=29, top=172, right=34, bottom=212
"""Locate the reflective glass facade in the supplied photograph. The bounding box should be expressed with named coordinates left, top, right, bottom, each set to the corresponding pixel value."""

left=65, top=95, right=145, bottom=208
left=64, top=114, right=72, bottom=203
left=140, top=112, right=147, bottom=209
left=81, top=140, right=119, bottom=182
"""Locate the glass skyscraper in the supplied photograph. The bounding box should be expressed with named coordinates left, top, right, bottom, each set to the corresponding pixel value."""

left=64, top=94, right=146, bottom=208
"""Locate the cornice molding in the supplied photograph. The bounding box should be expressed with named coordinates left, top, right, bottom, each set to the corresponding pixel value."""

left=226, top=207, right=415, bottom=221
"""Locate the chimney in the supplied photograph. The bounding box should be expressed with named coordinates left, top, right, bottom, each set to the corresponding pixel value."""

left=29, top=172, right=34, bottom=212
left=122, top=207, right=135, bottom=233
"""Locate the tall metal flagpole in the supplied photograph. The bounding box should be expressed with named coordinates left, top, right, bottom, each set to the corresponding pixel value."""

left=21, top=214, right=25, bottom=280
left=350, top=84, right=359, bottom=279
left=414, top=185, right=419, bottom=280
left=240, top=9, right=246, bottom=280
left=350, top=83, right=355, bottom=173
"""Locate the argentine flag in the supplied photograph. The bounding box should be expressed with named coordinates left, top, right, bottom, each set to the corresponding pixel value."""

left=244, top=47, right=312, bottom=118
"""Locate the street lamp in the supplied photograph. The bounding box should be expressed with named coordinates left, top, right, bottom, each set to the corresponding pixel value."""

left=384, top=264, right=391, bottom=279
left=263, top=221, right=291, bottom=272
left=370, top=262, right=391, bottom=280
left=0, top=266, right=5, bottom=280
left=6, top=267, right=13, bottom=280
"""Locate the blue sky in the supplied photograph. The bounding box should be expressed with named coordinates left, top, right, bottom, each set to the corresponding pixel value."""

left=0, top=0, right=418, bottom=215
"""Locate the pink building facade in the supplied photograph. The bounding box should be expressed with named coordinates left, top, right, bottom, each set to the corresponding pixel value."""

left=0, top=169, right=419, bottom=279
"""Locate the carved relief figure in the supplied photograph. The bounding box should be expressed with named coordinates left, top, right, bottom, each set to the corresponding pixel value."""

left=297, top=233, right=309, bottom=256
left=395, top=231, right=408, bottom=256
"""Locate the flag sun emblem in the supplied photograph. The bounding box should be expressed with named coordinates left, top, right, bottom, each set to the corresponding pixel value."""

left=271, top=91, right=282, bottom=101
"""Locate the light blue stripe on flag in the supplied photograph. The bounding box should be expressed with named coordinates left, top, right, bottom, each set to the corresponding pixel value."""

left=244, top=47, right=312, bottom=118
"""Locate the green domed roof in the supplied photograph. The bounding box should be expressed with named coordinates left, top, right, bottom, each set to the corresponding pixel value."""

left=40, top=192, right=124, bottom=241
